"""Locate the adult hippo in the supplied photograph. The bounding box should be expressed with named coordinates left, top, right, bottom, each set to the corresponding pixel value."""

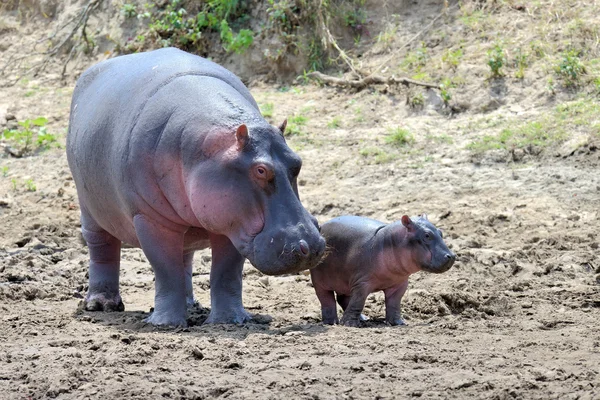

left=66, top=48, right=325, bottom=327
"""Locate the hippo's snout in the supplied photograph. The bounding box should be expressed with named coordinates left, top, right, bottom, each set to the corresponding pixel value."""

left=249, top=223, right=326, bottom=275
left=435, top=252, right=456, bottom=273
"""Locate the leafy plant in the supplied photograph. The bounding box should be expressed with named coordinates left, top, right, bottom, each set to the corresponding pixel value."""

left=440, top=77, right=453, bottom=105
left=121, top=3, right=137, bottom=18
left=1, top=166, right=8, bottom=177
left=25, top=179, right=36, bottom=192
left=487, top=44, right=506, bottom=78
left=1, top=117, right=56, bottom=156
left=442, top=47, right=463, bottom=69
left=149, top=0, right=254, bottom=54
left=386, top=127, right=415, bottom=146
left=556, top=50, right=585, bottom=87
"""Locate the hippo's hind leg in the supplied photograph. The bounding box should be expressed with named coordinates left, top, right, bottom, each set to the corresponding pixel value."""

left=184, top=252, right=197, bottom=307
left=383, top=281, right=409, bottom=326
left=340, top=285, right=369, bottom=327
left=80, top=209, right=124, bottom=312
left=204, top=234, right=251, bottom=324
left=134, top=215, right=188, bottom=327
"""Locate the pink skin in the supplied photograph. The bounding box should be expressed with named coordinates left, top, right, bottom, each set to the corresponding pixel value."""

left=311, top=214, right=453, bottom=327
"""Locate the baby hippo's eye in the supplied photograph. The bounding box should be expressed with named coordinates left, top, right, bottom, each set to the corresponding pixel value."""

left=257, top=166, right=266, bottom=176
left=424, top=231, right=432, bottom=241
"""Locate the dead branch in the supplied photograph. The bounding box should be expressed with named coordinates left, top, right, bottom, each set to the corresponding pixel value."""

left=307, top=71, right=441, bottom=90
left=1, top=0, right=103, bottom=86
left=315, top=0, right=360, bottom=76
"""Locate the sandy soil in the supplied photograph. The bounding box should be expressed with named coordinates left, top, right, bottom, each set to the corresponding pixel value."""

left=1, top=1, right=600, bottom=399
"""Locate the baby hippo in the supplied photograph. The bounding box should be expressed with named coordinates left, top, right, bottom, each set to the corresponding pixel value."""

left=310, top=214, right=455, bottom=327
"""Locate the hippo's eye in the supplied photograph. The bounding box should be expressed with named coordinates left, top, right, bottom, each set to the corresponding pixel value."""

left=424, top=232, right=432, bottom=241
left=253, top=163, right=274, bottom=182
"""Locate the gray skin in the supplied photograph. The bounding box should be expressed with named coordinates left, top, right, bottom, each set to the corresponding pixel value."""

left=310, top=214, right=455, bottom=327
left=66, top=48, right=326, bottom=327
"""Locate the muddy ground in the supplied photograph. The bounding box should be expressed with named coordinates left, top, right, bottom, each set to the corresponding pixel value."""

left=1, top=1, right=600, bottom=399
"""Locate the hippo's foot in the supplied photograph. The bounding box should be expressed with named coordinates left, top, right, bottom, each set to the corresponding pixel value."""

left=84, top=293, right=124, bottom=312
left=340, top=318, right=363, bottom=328
left=321, top=308, right=339, bottom=325
left=144, top=311, right=188, bottom=328
left=204, top=307, right=251, bottom=325
left=386, top=317, right=407, bottom=326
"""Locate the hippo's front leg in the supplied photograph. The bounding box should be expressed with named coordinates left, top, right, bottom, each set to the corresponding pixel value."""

left=384, top=281, right=409, bottom=326
left=204, top=234, right=251, bottom=324
left=134, top=215, right=188, bottom=327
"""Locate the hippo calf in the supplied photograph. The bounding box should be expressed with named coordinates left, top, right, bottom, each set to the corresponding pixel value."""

left=66, top=48, right=325, bottom=327
left=310, top=214, right=455, bottom=327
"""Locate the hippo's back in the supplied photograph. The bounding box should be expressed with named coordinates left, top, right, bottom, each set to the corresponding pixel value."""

left=321, top=216, right=385, bottom=244
left=66, top=48, right=259, bottom=242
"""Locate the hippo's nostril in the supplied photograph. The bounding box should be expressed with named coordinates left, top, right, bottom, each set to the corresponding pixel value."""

left=299, top=240, right=309, bottom=256
left=445, top=253, right=455, bottom=260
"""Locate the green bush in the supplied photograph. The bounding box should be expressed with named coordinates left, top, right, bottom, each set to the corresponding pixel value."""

left=1, top=117, right=57, bottom=156
left=487, top=44, right=506, bottom=78
left=556, top=50, right=585, bottom=87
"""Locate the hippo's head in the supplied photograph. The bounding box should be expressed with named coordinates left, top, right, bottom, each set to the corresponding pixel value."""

left=402, top=214, right=455, bottom=273
left=187, top=121, right=326, bottom=275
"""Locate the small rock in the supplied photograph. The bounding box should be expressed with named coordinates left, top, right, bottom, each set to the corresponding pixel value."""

left=5, top=113, right=15, bottom=121
left=191, top=347, right=204, bottom=360
left=284, top=330, right=305, bottom=337
left=258, top=276, right=269, bottom=288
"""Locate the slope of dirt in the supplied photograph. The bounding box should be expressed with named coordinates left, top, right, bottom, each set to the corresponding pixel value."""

left=1, top=1, right=600, bottom=399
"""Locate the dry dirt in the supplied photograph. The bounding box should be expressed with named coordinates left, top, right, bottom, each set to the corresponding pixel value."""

left=1, top=1, right=600, bottom=399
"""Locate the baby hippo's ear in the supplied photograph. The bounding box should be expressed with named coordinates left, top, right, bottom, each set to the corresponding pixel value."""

left=401, top=215, right=416, bottom=232
left=420, top=213, right=429, bottom=221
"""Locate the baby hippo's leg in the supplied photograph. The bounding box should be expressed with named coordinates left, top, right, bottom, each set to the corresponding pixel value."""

left=340, top=285, right=369, bottom=327
left=337, top=294, right=368, bottom=322
left=384, top=281, right=409, bottom=326
left=314, top=285, right=338, bottom=324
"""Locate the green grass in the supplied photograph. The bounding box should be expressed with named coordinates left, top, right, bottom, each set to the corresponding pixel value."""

left=289, top=114, right=308, bottom=126
left=427, top=133, right=454, bottom=144
left=466, top=98, right=600, bottom=153
left=327, top=117, right=342, bottom=129
left=359, top=147, right=397, bottom=164
left=259, top=102, right=274, bottom=118
left=386, top=127, right=415, bottom=147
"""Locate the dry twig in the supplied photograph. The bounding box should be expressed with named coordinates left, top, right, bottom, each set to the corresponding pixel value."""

left=307, top=71, right=440, bottom=90
left=0, top=0, right=103, bottom=86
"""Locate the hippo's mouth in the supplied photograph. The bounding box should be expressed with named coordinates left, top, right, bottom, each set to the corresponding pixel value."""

left=421, top=258, right=455, bottom=274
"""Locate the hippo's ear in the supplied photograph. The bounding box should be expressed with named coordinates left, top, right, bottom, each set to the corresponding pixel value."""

left=278, top=119, right=287, bottom=136
left=401, top=215, right=415, bottom=232
left=420, top=213, right=429, bottom=221
left=236, top=124, right=249, bottom=150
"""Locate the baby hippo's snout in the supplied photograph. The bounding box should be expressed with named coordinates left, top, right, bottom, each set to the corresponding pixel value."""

left=439, top=251, right=456, bottom=272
